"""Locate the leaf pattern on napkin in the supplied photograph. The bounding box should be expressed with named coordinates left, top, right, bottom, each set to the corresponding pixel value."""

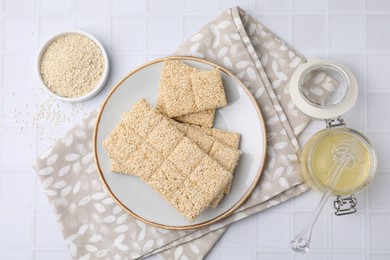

left=33, top=7, right=338, bottom=260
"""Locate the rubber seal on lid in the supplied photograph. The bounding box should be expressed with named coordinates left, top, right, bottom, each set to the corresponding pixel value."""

left=289, top=56, right=358, bottom=120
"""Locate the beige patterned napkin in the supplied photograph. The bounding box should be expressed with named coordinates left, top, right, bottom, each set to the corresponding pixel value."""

left=33, top=7, right=336, bottom=259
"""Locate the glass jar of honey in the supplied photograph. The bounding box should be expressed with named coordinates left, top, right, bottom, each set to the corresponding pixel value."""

left=290, top=57, right=377, bottom=215
left=290, top=57, right=378, bottom=253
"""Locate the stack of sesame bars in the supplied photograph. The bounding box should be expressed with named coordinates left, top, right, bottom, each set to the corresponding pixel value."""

left=103, top=60, right=242, bottom=222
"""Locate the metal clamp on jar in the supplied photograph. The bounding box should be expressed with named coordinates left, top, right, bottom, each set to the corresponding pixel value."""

left=289, top=57, right=377, bottom=253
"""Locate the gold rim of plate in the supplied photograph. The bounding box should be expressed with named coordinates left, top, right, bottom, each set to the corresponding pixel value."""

left=93, top=56, right=267, bottom=230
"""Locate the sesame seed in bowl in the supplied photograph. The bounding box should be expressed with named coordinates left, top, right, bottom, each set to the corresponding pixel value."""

left=37, top=30, right=110, bottom=102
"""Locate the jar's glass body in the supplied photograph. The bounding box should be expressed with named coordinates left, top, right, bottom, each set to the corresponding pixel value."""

left=301, top=127, right=377, bottom=196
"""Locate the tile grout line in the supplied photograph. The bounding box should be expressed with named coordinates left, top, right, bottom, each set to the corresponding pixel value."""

left=144, top=0, right=149, bottom=60
left=288, top=0, right=295, bottom=257
left=362, top=1, right=370, bottom=259
left=362, top=0, right=369, bottom=141
left=0, top=10, right=4, bottom=133
left=0, top=0, right=2, bottom=128
left=33, top=0, right=47, bottom=254
left=214, top=6, right=222, bottom=260
left=288, top=2, right=307, bottom=260
left=289, top=1, right=294, bottom=46
left=325, top=2, right=332, bottom=259
left=212, top=0, right=222, bottom=232
left=180, top=0, right=184, bottom=42
left=288, top=1, right=297, bottom=258
left=107, top=0, right=112, bottom=51
left=250, top=2, right=258, bottom=258
left=30, top=0, right=42, bottom=255
left=2, top=10, right=390, bottom=16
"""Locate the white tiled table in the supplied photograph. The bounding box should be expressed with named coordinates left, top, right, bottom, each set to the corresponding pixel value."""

left=1, top=0, right=390, bottom=259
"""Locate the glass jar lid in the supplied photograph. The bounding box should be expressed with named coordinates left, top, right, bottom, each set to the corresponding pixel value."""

left=290, top=57, right=358, bottom=120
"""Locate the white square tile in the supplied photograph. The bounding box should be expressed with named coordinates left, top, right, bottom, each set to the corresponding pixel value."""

left=146, top=53, right=169, bottom=61
left=0, top=170, right=34, bottom=206
left=40, top=0, right=72, bottom=12
left=292, top=15, right=327, bottom=53
left=147, top=16, right=181, bottom=52
left=220, top=0, right=254, bottom=12
left=370, top=253, right=390, bottom=260
left=256, top=0, right=289, bottom=13
left=367, top=93, right=390, bottom=130
left=299, top=120, right=324, bottom=147
left=367, top=133, right=390, bottom=169
left=149, top=0, right=180, bottom=13
left=331, top=213, right=365, bottom=249
left=33, top=249, right=70, bottom=260
left=4, top=0, right=36, bottom=12
left=293, top=189, right=326, bottom=210
left=39, top=16, right=73, bottom=45
left=81, top=89, right=110, bottom=113
left=76, top=0, right=108, bottom=13
left=328, top=53, right=364, bottom=87
left=366, top=53, right=390, bottom=90
left=292, top=0, right=327, bottom=12
left=0, top=250, right=31, bottom=260
left=256, top=252, right=290, bottom=260
left=272, top=198, right=292, bottom=210
left=331, top=252, right=366, bottom=260
left=256, top=210, right=290, bottom=248
left=205, top=243, right=219, bottom=259
left=330, top=14, right=363, bottom=51
left=111, top=16, right=145, bottom=51
left=367, top=15, right=390, bottom=51
left=367, top=0, right=390, bottom=11
left=34, top=91, right=84, bottom=129
left=369, top=174, right=390, bottom=209
left=36, top=129, right=63, bottom=155
left=75, top=16, right=109, bottom=48
left=3, top=15, right=36, bottom=50
left=219, top=216, right=253, bottom=247
left=183, top=15, right=214, bottom=40
left=0, top=131, right=35, bottom=167
left=35, top=210, right=65, bottom=246
left=1, top=91, right=36, bottom=127
left=0, top=210, right=31, bottom=246
left=343, top=95, right=364, bottom=130
left=329, top=0, right=363, bottom=11
left=354, top=189, right=367, bottom=209
left=35, top=176, right=51, bottom=207
left=257, top=15, right=291, bottom=43
left=293, top=252, right=328, bottom=260
left=370, top=213, right=390, bottom=249
left=183, top=0, right=217, bottom=13
left=111, top=0, right=144, bottom=13
left=109, top=53, right=145, bottom=84
left=294, top=211, right=328, bottom=249
left=219, top=250, right=252, bottom=260
left=1, top=54, right=34, bottom=89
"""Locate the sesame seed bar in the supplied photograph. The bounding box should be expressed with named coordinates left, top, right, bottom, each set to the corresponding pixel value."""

left=110, top=116, right=241, bottom=207
left=103, top=99, right=232, bottom=221
left=173, top=109, right=215, bottom=128
left=198, top=126, right=241, bottom=149
left=157, top=60, right=225, bottom=126
left=169, top=120, right=241, bottom=193
left=161, top=60, right=226, bottom=117
left=170, top=121, right=241, bottom=206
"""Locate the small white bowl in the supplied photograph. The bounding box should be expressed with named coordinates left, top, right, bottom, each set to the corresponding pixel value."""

left=37, top=30, right=110, bottom=102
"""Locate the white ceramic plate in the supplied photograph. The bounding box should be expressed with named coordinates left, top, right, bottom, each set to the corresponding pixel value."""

left=94, top=57, right=266, bottom=230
